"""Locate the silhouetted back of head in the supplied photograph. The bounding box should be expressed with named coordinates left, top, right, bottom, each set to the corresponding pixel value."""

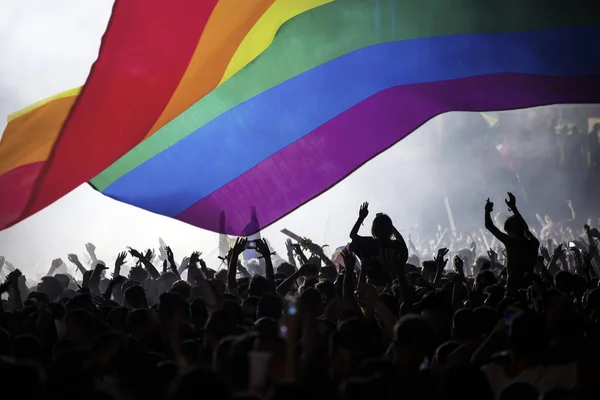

left=128, top=266, right=148, bottom=282
left=64, top=309, right=95, bottom=345
left=393, top=314, right=436, bottom=359
left=222, top=299, right=244, bottom=326
left=242, top=296, right=260, bottom=321
left=248, top=275, right=271, bottom=297
left=158, top=292, right=189, bottom=323
left=254, top=317, right=279, bottom=341
left=107, top=306, right=130, bottom=331
left=205, top=310, right=236, bottom=339
left=277, top=262, right=296, bottom=277
left=171, top=280, right=191, bottom=299
left=38, top=276, right=63, bottom=302
left=257, top=293, right=282, bottom=320
left=126, top=308, right=154, bottom=336
left=509, top=311, right=547, bottom=360
left=124, top=284, right=148, bottom=308
left=452, top=308, right=475, bottom=341
left=371, top=213, right=393, bottom=240
left=504, top=215, right=527, bottom=238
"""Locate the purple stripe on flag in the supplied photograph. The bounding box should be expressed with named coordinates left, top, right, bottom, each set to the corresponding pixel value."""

left=176, top=72, right=600, bottom=235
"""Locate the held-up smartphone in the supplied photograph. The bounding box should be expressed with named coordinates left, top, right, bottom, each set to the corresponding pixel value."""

left=245, top=240, right=258, bottom=250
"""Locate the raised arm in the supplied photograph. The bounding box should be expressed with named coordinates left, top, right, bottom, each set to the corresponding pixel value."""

left=165, top=246, right=182, bottom=280
left=68, top=254, right=88, bottom=276
left=227, top=238, right=247, bottom=295
left=341, top=249, right=357, bottom=301
left=350, top=202, right=369, bottom=240
left=129, top=248, right=160, bottom=279
left=505, top=192, right=536, bottom=241
left=484, top=198, right=510, bottom=243
left=256, top=239, right=275, bottom=285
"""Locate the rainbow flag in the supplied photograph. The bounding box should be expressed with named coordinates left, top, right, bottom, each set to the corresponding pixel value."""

left=0, top=0, right=329, bottom=230
left=1, top=0, right=599, bottom=235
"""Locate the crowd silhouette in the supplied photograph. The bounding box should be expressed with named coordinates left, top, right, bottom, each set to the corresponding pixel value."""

left=1, top=120, right=600, bottom=400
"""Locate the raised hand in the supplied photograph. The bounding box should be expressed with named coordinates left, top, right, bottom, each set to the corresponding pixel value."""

left=434, top=248, right=449, bottom=268
left=341, top=248, right=356, bottom=270
left=144, top=249, right=155, bottom=262
left=158, top=244, right=168, bottom=261
left=67, top=254, right=80, bottom=264
left=128, top=247, right=144, bottom=259
left=255, top=238, right=270, bottom=257
left=359, top=202, right=369, bottom=220
left=553, top=244, right=565, bottom=258
left=180, top=256, right=190, bottom=271
left=453, top=255, right=465, bottom=276
left=85, top=243, right=96, bottom=254
left=115, top=251, right=127, bottom=268
left=540, top=246, right=550, bottom=261
left=190, top=251, right=201, bottom=266
left=165, top=246, right=173, bottom=258
left=51, top=258, right=63, bottom=270
left=485, top=198, right=494, bottom=213
left=505, top=192, right=517, bottom=212
left=233, top=237, right=248, bottom=255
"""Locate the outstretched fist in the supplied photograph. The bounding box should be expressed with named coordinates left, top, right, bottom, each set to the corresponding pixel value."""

left=51, top=258, right=63, bottom=270
left=485, top=198, right=494, bottom=213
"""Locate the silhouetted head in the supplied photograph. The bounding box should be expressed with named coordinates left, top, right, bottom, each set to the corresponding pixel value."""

left=124, top=285, right=148, bottom=308
left=129, top=266, right=148, bottom=282
left=371, top=213, right=394, bottom=240
left=257, top=293, right=282, bottom=320
left=503, top=215, right=527, bottom=238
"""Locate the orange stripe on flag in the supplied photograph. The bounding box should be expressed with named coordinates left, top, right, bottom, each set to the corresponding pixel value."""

left=146, top=0, right=275, bottom=138
left=0, top=95, right=76, bottom=176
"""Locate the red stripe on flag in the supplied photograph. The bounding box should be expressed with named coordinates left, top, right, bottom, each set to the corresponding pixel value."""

left=18, top=0, right=219, bottom=225
left=0, top=162, right=44, bottom=229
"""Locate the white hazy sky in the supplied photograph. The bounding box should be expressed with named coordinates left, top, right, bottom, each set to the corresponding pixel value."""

left=0, top=0, right=449, bottom=278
